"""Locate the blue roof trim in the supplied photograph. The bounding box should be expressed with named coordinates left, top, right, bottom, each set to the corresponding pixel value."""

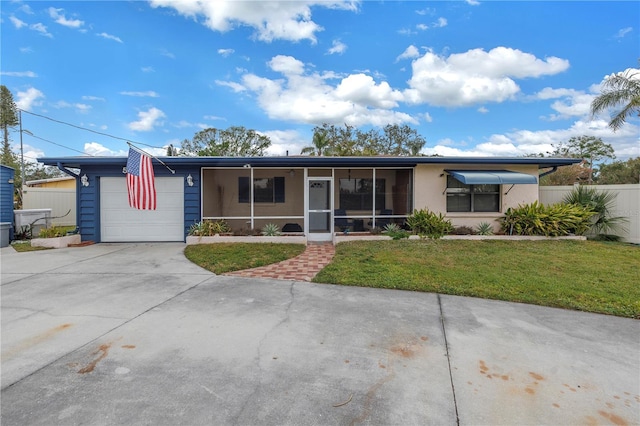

left=38, top=156, right=582, bottom=169
left=447, top=170, right=538, bottom=185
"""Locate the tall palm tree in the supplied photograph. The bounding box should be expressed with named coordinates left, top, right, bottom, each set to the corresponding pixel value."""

left=300, top=130, right=332, bottom=156
left=590, top=68, right=640, bottom=131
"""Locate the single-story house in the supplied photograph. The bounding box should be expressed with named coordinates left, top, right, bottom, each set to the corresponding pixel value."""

left=38, top=156, right=581, bottom=243
left=25, top=176, right=76, bottom=189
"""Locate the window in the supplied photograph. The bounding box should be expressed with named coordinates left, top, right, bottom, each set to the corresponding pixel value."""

left=339, top=178, right=385, bottom=210
left=239, top=177, right=285, bottom=203
left=446, top=176, right=499, bottom=212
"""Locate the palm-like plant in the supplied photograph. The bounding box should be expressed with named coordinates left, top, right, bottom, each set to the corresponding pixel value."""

left=300, top=130, right=332, bottom=156
left=563, top=186, right=627, bottom=237
left=590, top=68, right=640, bottom=131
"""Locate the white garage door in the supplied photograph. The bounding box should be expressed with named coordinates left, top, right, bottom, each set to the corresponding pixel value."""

left=100, top=177, right=184, bottom=242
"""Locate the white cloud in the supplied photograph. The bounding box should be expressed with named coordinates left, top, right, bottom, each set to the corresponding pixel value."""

left=160, top=48, right=175, bottom=59
left=466, top=0, right=480, bottom=5
left=614, top=27, right=632, bottom=39
left=128, top=107, right=166, bottom=131
left=53, top=101, right=92, bottom=113
left=432, top=17, right=447, bottom=28
left=423, top=112, right=433, bottom=123
left=16, top=87, right=45, bottom=110
left=404, top=47, right=570, bottom=107
left=10, top=15, right=27, bottom=29
left=141, top=66, right=155, bottom=73
left=82, top=95, right=105, bottom=101
left=20, top=47, right=33, bottom=53
left=30, top=23, right=53, bottom=38
left=224, top=54, right=417, bottom=127
left=204, top=115, right=226, bottom=121
left=261, top=129, right=307, bottom=156
left=84, top=142, right=128, bottom=157
left=120, top=91, right=159, bottom=97
left=425, top=119, right=639, bottom=159
left=148, top=0, right=359, bottom=43
left=215, top=80, right=246, bottom=92
left=327, top=39, right=347, bottom=55
left=477, top=106, right=489, bottom=114
left=48, top=7, right=84, bottom=28
left=0, top=71, right=37, bottom=77
left=534, top=87, right=595, bottom=120
left=396, top=45, right=420, bottom=62
left=416, top=24, right=428, bottom=31
left=218, top=48, right=234, bottom=57
left=97, top=32, right=123, bottom=43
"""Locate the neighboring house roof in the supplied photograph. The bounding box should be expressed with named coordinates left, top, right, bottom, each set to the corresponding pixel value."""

left=38, top=156, right=582, bottom=169
left=26, top=176, right=76, bottom=187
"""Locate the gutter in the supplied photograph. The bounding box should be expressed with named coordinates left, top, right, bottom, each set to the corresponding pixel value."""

left=538, top=166, right=558, bottom=179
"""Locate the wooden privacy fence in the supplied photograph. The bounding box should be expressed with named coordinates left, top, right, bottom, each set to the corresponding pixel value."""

left=23, top=187, right=76, bottom=227
left=539, top=184, right=640, bottom=244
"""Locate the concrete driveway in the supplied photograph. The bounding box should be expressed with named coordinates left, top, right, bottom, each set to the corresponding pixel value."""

left=1, top=243, right=638, bottom=425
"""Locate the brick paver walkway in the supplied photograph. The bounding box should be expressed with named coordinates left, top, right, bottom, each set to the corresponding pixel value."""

left=224, top=243, right=335, bottom=282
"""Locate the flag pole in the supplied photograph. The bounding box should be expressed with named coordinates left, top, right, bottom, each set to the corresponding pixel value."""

left=127, top=142, right=175, bottom=174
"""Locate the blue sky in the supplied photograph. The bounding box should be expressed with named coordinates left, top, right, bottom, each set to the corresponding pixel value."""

left=2, top=0, right=638, bottom=165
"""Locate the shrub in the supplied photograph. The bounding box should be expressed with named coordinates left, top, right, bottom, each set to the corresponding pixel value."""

left=406, top=208, right=454, bottom=239
left=383, top=223, right=410, bottom=240
left=476, top=222, right=494, bottom=236
left=562, top=186, right=627, bottom=237
left=188, top=219, right=232, bottom=236
left=261, top=223, right=281, bottom=236
left=38, top=226, right=67, bottom=238
left=500, top=201, right=595, bottom=237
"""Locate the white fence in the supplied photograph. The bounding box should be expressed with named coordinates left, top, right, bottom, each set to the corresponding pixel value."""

left=23, top=188, right=76, bottom=227
left=539, top=184, right=640, bottom=244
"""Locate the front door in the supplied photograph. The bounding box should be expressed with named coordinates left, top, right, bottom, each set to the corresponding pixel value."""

left=307, top=178, right=333, bottom=242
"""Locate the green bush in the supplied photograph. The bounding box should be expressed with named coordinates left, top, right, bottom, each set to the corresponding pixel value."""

left=188, top=219, right=232, bottom=236
left=38, top=226, right=68, bottom=238
left=562, top=185, right=627, bottom=237
left=383, top=223, right=410, bottom=240
left=261, top=223, right=281, bottom=236
left=406, top=208, right=454, bottom=239
left=500, top=201, right=595, bottom=237
left=476, top=222, right=494, bottom=236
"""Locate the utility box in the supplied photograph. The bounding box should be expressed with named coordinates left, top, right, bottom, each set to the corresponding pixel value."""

left=0, top=222, right=10, bottom=247
left=14, top=208, right=52, bottom=237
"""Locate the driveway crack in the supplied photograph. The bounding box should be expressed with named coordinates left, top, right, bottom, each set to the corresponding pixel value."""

left=438, top=293, right=460, bottom=426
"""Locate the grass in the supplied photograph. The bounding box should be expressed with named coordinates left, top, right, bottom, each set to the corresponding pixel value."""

left=10, top=242, right=52, bottom=252
left=313, top=240, right=640, bottom=319
left=184, top=243, right=306, bottom=274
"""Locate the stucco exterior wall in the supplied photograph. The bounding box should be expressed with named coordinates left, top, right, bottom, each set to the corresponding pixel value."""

left=414, top=164, right=540, bottom=231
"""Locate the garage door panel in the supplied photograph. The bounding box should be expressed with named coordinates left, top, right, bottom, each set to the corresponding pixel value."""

left=100, top=177, right=184, bottom=242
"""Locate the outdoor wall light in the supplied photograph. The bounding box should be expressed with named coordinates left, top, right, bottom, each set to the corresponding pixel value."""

left=8, top=178, right=14, bottom=184
left=81, top=174, right=89, bottom=187
left=289, top=169, right=295, bottom=177
left=186, top=174, right=194, bottom=187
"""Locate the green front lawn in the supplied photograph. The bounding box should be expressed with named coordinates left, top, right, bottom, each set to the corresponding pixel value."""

left=314, top=240, right=640, bottom=318
left=184, top=243, right=306, bottom=274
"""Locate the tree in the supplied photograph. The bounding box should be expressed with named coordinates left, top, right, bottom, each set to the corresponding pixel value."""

left=1, top=85, right=19, bottom=158
left=307, top=123, right=427, bottom=156
left=539, top=162, right=590, bottom=186
left=590, top=68, right=640, bottom=131
left=180, top=126, right=271, bottom=157
left=300, top=129, right=332, bottom=156
left=597, top=157, right=640, bottom=184
left=550, top=136, right=615, bottom=183
left=378, top=124, right=426, bottom=156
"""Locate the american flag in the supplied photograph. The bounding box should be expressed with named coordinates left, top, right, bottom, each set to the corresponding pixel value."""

left=126, top=147, right=156, bottom=210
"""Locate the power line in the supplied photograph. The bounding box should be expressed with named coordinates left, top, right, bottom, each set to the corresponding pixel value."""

left=18, top=109, right=167, bottom=150
left=24, top=132, right=91, bottom=156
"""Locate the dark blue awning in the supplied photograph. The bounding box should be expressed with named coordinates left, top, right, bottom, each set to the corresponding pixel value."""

left=447, top=170, right=538, bottom=185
